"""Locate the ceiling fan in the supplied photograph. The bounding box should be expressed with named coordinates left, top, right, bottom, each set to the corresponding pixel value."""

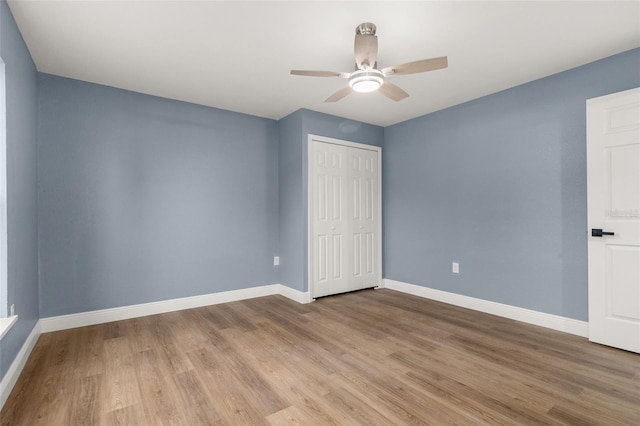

left=291, top=22, right=448, bottom=102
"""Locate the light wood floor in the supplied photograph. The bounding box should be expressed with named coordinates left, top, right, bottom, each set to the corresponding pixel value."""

left=1, top=289, right=639, bottom=425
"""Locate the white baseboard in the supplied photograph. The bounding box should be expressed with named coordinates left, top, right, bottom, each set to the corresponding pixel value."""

left=277, top=284, right=312, bottom=304
left=383, top=279, right=588, bottom=337
left=39, top=284, right=310, bottom=333
left=0, top=320, right=41, bottom=409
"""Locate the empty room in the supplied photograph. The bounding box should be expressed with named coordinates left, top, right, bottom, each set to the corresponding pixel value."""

left=1, top=1, right=639, bottom=424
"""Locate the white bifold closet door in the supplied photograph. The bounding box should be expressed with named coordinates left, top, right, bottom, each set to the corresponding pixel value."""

left=309, top=137, right=381, bottom=299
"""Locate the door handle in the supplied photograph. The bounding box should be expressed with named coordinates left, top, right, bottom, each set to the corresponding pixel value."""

left=592, top=228, right=615, bottom=237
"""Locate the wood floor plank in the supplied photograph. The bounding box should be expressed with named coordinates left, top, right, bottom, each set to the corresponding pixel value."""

left=69, top=374, right=103, bottom=426
left=337, top=351, right=480, bottom=425
left=267, top=403, right=337, bottom=426
left=146, top=314, right=195, bottom=375
left=77, top=325, right=106, bottom=378
left=575, top=388, right=640, bottom=424
left=323, top=386, right=397, bottom=425
left=105, top=403, right=147, bottom=426
left=216, top=346, right=289, bottom=416
left=102, top=335, right=142, bottom=413
left=232, top=327, right=340, bottom=399
left=173, top=369, right=222, bottom=425
left=135, top=349, right=188, bottom=425
left=2, top=289, right=639, bottom=425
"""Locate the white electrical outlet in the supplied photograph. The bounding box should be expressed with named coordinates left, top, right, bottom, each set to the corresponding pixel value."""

left=10, top=304, right=15, bottom=316
left=452, top=262, right=460, bottom=274
left=274, top=256, right=280, bottom=266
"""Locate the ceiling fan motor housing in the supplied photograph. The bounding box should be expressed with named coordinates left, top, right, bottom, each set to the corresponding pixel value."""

left=356, top=22, right=377, bottom=36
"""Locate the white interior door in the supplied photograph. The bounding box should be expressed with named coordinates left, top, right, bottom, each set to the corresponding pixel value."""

left=309, top=136, right=381, bottom=299
left=587, top=87, right=640, bottom=353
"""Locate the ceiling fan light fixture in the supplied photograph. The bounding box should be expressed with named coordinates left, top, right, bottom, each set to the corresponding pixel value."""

left=291, top=22, right=448, bottom=102
left=349, top=70, right=384, bottom=93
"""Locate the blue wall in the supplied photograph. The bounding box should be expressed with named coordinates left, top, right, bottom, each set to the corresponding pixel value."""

left=0, top=0, right=39, bottom=380
left=383, top=48, right=640, bottom=321
left=278, top=110, right=305, bottom=291
left=37, top=75, right=280, bottom=317
left=278, top=109, right=384, bottom=291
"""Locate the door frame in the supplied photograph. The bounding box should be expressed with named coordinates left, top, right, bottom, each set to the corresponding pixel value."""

left=307, top=134, right=383, bottom=299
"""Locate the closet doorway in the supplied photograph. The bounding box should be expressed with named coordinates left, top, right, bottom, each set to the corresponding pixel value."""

left=308, top=135, right=382, bottom=299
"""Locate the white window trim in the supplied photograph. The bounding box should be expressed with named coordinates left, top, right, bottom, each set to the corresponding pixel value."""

left=0, top=56, right=13, bottom=341
left=0, top=316, right=17, bottom=340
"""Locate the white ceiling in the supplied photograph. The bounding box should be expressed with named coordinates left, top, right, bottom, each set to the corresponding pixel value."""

left=7, top=1, right=640, bottom=127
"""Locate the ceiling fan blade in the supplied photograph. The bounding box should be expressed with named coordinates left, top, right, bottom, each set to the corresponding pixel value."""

left=325, top=86, right=353, bottom=103
left=381, top=56, right=448, bottom=76
left=354, top=34, right=378, bottom=70
left=378, top=81, right=409, bottom=102
left=290, top=70, right=346, bottom=78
